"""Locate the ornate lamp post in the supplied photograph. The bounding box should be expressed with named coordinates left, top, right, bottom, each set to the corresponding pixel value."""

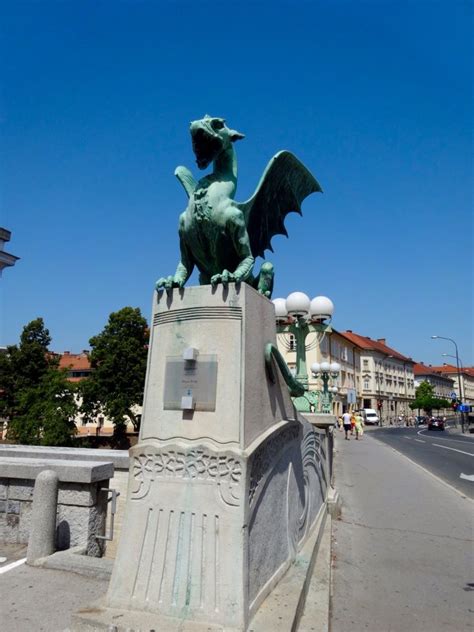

left=310, top=362, right=341, bottom=413
left=272, top=292, right=336, bottom=413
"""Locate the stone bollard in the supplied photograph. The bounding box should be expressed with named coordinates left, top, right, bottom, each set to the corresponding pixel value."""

left=27, top=469, right=59, bottom=564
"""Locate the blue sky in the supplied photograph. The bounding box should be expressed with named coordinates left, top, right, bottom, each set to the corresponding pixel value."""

left=1, top=1, right=472, bottom=366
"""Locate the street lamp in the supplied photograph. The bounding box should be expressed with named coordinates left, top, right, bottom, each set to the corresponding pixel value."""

left=431, top=335, right=465, bottom=431
left=272, top=292, right=334, bottom=412
left=311, top=361, right=341, bottom=413
left=441, top=353, right=464, bottom=368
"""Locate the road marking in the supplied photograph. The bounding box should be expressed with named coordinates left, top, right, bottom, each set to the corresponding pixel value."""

left=460, top=473, right=474, bottom=482
left=418, top=430, right=474, bottom=445
left=414, top=439, right=425, bottom=443
left=433, top=444, right=474, bottom=457
left=0, top=557, right=26, bottom=574
left=403, top=436, right=411, bottom=440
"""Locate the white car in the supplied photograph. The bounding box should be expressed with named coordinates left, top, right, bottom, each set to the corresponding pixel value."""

left=362, top=408, right=380, bottom=425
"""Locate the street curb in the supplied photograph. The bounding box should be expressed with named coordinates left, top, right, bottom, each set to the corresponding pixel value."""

left=370, top=434, right=473, bottom=502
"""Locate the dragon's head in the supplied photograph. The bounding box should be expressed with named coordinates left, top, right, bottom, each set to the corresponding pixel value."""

left=190, top=115, right=245, bottom=169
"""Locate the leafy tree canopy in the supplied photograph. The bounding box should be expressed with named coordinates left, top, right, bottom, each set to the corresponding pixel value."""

left=80, top=307, right=149, bottom=434
left=409, top=380, right=450, bottom=414
left=0, top=318, right=58, bottom=419
left=1, top=318, right=78, bottom=446
left=8, top=368, right=77, bottom=446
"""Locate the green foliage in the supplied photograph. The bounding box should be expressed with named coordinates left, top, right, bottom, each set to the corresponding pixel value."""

left=80, top=307, right=148, bottom=434
left=409, top=380, right=450, bottom=414
left=8, top=369, right=77, bottom=446
left=1, top=318, right=78, bottom=446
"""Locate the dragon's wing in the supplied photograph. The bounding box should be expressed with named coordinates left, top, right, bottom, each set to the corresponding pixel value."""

left=236, top=151, right=322, bottom=258
left=175, top=165, right=197, bottom=198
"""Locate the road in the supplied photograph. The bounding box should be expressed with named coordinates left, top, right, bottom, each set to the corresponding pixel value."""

left=369, top=426, right=474, bottom=498
left=331, top=433, right=473, bottom=632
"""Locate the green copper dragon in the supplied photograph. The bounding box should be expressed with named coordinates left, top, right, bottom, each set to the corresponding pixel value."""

left=156, top=115, right=322, bottom=298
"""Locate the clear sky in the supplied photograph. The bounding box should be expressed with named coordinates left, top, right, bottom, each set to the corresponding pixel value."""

left=1, top=1, right=472, bottom=366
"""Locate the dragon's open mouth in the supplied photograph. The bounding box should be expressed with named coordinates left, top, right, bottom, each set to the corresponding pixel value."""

left=191, top=127, right=223, bottom=169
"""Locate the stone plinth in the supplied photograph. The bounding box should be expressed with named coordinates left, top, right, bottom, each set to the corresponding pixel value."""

left=101, top=284, right=329, bottom=630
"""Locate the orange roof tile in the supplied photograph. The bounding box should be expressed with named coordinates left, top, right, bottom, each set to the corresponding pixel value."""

left=429, top=364, right=474, bottom=378
left=341, top=331, right=412, bottom=362
left=58, top=352, right=91, bottom=371
left=413, top=362, right=455, bottom=381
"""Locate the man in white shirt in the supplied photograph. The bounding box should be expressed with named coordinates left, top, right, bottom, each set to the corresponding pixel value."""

left=342, top=411, right=352, bottom=440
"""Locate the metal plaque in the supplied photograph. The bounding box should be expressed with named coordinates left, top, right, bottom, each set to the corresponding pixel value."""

left=163, top=355, right=218, bottom=411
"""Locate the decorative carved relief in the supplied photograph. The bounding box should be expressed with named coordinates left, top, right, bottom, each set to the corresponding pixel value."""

left=132, top=449, right=242, bottom=506
left=248, top=424, right=300, bottom=505
left=130, top=508, right=221, bottom=614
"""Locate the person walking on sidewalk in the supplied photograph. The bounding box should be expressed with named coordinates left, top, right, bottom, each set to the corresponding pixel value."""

left=350, top=411, right=356, bottom=435
left=354, top=411, right=365, bottom=439
left=342, top=411, right=352, bottom=440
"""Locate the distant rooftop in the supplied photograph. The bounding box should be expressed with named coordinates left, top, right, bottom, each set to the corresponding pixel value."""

left=341, top=330, right=413, bottom=362
left=0, top=227, right=19, bottom=276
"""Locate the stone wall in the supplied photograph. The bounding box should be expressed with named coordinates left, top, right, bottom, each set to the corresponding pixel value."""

left=0, top=456, right=114, bottom=557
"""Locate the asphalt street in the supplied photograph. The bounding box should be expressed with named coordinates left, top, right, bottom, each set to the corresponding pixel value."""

left=368, top=426, right=474, bottom=498
left=332, top=433, right=473, bottom=632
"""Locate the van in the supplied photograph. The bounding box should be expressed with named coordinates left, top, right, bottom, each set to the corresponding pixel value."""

left=362, top=408, right=380, bottom=425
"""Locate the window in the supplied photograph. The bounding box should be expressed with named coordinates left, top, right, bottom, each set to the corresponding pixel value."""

left=289, top=334, right=296, bottom=351
left=364, top=379, right=370, bottom=390
left=363, top=359, right=369, bottom=367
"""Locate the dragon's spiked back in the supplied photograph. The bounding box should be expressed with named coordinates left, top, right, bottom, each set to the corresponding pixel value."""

left=236, top=150, right=322, bottom=259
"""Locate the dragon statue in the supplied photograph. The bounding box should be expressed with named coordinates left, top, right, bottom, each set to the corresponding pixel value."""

left=156, top=115, right=322, bottom=298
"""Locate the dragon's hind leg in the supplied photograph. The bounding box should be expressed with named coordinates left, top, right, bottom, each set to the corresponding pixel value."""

left=252, top=261, right=274, bottom=298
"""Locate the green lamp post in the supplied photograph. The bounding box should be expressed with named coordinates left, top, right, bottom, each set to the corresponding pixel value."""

left=310, top=362, right=341, bottom=414
left=273, top=292, right=338, bottom=413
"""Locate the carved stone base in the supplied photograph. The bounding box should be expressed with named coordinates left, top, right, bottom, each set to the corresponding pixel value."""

left=90, top=285, right=330, bottom=630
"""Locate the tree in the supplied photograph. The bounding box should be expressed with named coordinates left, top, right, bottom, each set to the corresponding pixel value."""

left=409, top=380, right=450, bottom=415
left=0, top=318, right=57, bottom=419
left=9, top=369, right=77, bottom=446
left=1, top=318, right=78, bottom=445
left=80, top=307, right=149, bottom=439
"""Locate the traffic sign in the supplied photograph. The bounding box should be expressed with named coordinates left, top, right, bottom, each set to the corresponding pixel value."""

left=450, top=391, right=457, bottom=399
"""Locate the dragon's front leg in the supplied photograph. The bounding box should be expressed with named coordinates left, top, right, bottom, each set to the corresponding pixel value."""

left=156, top=262, right=189, bottom=291
left=156, top=222, right=194, bottom=292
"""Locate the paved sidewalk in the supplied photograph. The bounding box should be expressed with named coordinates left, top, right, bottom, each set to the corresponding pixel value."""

left=331, top=432, right=473, bottom=632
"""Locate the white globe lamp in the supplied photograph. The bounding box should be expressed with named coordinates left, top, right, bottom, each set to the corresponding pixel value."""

left=311, top=362, right=321, bottom=375
left=330, top=362, right=341, bottom=374
left=310, top=296, right=334, bottom=322
left=286, top=292, right=311, bottom=318
left=320, top=361, right=330, bottom=372
left=272, top=298, right=288, bottom=323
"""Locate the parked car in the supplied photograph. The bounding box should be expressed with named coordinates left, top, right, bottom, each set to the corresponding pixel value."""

left=467, top=415, right=474, bottom=434
left=362, top=408, right=380, bottom=425
left=428, top=417, right=445, bottom=431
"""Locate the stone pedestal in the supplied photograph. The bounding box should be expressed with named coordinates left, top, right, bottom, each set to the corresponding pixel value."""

left=101, top=284, right=328, bottom=630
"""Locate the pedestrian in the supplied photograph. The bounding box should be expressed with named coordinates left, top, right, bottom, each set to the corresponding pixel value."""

left=337, top=415, right=343, bottom=432
left=350, top=411, right=356, bottom=435
left=354, top=411, right=365, bottom=439
left=342, top=411, right=352, bottom=440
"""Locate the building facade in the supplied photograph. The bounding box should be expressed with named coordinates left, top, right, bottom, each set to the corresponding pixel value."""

left=429, top=365, right=474, bottom=405
left=341, top=331, right=415, bottom=423
left=413, top=363, right=455, bottom=400
left=276, top=329, right=362, bottom=415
